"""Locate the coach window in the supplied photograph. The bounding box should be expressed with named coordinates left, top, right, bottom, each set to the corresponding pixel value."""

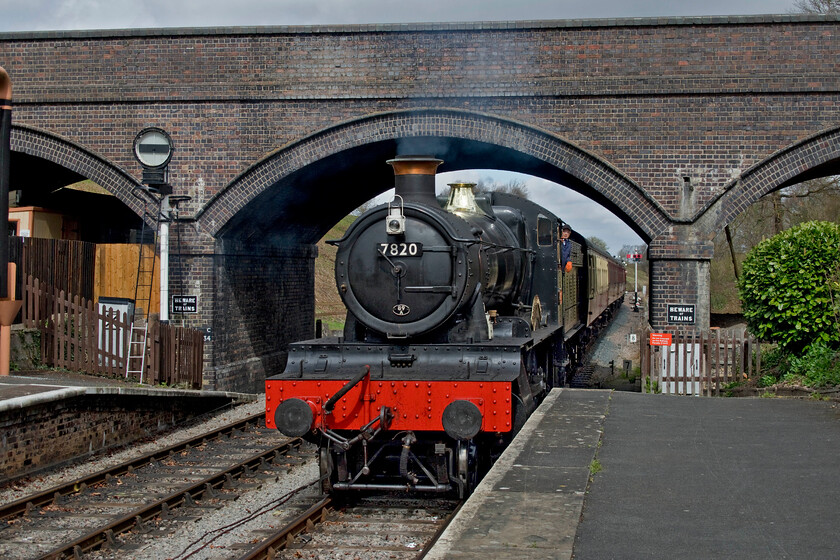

left=537, top=216, right=552, bottom=246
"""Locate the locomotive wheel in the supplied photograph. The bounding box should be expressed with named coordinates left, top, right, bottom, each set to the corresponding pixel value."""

left=455, top=440, right=478, bottom=499
left=319, top=446, right=335, bottom=494
left=512, top=393, right=529, bottom=435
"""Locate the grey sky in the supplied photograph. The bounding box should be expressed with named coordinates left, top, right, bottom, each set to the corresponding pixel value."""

left=1, top=0, right=800, bottom=253
left=0, top=0, right=798, bottom=32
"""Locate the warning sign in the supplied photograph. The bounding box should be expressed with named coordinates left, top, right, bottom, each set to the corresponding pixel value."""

left=649, top=332, right=673, bottom=346
left=667, top=304, right=696, bottom=325
left=172, top=295, right=198, bottom=314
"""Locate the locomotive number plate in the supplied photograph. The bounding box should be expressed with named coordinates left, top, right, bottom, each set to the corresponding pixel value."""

left=378, top=242, right=423, bottom=257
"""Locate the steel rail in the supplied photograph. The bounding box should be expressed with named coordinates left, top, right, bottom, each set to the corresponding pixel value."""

left=417, top=499, right=464, bottom=559
left=0, top=412, right=267, bottom=522
left=38, top=437, right=303, bottom=560
left=237, top=496, right=460, bottom=560
left=235, top=496, right=334, bottom=560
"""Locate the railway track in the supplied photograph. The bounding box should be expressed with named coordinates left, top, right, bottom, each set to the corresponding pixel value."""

left=240, top=495, right=461, bottom=560
left=0, top=412, right=312, bottom=560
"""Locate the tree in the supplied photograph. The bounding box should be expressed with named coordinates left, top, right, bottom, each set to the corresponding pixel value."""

left=439, top=178, right=529, bottom=200
left=738, top=221, right=840, bottom=352
left=481, top=178, right=529, bottom=199
left=586, top=236, right=609, bottom=253
left=792, top=0, right=840, bottom=13
left=711, top=176, right=840, bottom=312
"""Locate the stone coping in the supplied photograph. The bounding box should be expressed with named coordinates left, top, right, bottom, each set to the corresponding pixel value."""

left=0, top=385, right=258, bottom=414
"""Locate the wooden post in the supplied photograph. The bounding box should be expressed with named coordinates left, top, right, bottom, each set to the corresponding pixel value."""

left=147, top=313, right=159, bottom=385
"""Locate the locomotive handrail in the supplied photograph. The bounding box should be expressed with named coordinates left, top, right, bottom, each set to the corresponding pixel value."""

left=324, top=365, right=370, bottom=415
left=474, top=240, right=536, bottom=254
left=404, top=285, right=455, bottom=294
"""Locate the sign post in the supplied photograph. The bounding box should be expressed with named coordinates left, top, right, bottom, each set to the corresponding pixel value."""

left=626, top=252, right=643, bottom=312
left=133, top=127, right=174, bottom=322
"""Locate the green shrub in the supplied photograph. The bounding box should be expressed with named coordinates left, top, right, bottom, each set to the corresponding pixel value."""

left=757, top=375, right=778, bottom=388
left=738, top=221, right=840, bottom=353
left=762, top=346, right=792, bottom=377
left=783, top=342, right=840, bottom=388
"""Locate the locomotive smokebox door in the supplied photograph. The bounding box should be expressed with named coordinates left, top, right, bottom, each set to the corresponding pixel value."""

left=332, top=156, right=483, bottom=339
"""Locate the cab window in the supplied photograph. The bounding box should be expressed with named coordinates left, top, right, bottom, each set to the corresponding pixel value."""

left=537, top=216, right=553, bottom=246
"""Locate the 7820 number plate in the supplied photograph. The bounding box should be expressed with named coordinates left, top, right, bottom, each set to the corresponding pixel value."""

left=378, top=242, right=423, bottom=257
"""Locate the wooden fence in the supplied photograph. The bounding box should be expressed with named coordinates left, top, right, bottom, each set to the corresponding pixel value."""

left=94, top=243, right=160, bottom=315
left=8, top=237, right=160, bottom=318
left=9, top=236, right=96, bottom=300
left=22, top=275, right=204, bottom=388
left=641, top=328, right=760, bottom=396
left=146, top=318, right=205, bottom=388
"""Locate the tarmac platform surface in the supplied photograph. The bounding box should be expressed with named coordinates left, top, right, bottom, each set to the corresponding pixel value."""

left=427, top=389, right=840, bottom=559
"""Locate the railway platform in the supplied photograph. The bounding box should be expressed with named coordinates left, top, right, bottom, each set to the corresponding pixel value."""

left=0, top=370, right=257, bottom=483
left=427, top=388, right=840, bottom=559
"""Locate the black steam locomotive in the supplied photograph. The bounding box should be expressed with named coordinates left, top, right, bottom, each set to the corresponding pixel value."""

left=266, top=156, right=625, bottom=496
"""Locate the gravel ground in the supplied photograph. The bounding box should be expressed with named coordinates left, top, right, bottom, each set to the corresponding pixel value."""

left=108, top=446, right=321, bottom=560
left=0, top=397, right=268, bottom=506
left=588, top=297, right=647, bottom=368
left=0, top=390, right=332, bottom=560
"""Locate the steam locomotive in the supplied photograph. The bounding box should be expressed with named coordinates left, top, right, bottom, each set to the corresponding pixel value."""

left=266, top=156, right=625, bottom=496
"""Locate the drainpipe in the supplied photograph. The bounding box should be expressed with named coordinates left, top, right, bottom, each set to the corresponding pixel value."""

left=0, top=67, right=23, bottom=376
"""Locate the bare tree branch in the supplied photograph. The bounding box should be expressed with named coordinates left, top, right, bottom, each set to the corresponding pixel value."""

left=792, top=0, right=840, bottom=13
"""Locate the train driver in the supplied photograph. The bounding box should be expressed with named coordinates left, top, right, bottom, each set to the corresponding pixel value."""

left=560, top=223, right=573, bottom=273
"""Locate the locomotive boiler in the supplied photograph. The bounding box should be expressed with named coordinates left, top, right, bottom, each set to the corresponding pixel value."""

left=266, top=155, right=625, bottom=496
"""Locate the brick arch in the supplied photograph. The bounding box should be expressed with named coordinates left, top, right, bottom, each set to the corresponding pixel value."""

left=199, top=109, right=670, bottom=242
left=698, top=126, right=840, bottom=236
left=10, top=124, right=147, bottom=217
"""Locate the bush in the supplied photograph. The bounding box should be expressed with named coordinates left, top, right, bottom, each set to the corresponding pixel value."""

left=738, top=221, right=840, bottom=353
left=782, top=342, right=840, bottom=388
left=757, top=375, right=778, bottom=388
left=762, top=345, right=790, bottom=371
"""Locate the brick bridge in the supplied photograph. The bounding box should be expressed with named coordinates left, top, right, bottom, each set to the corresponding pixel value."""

left=2, top=14, right=839, bottom=391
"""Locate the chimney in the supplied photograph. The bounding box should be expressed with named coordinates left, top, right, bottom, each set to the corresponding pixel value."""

left=387, top=155, right=442, bottom=206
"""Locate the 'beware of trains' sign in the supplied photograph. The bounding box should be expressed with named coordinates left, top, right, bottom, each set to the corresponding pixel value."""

left=172, top=295, right=198, bottom=314
left=667, top=304, right=695, bottom=325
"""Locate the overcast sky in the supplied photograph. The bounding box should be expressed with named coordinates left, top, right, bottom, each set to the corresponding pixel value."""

left=1, top=0, right=802, bottom=254
left=0, top=0, right=799, bottom=32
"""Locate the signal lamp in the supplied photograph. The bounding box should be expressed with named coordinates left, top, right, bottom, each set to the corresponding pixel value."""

left=386, top=195, right=405, bottom=235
